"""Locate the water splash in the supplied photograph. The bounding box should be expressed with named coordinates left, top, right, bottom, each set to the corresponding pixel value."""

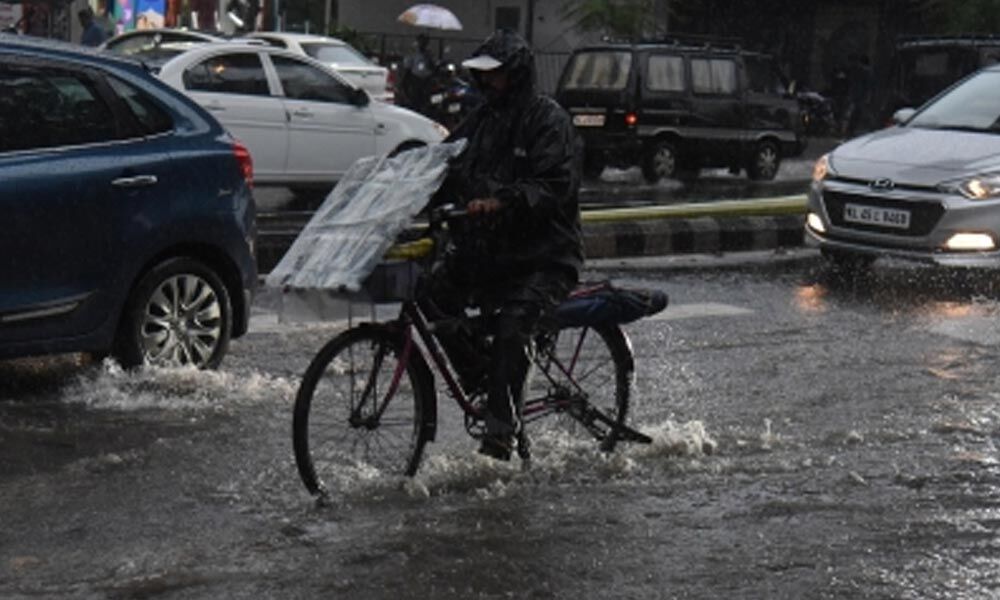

left=65, top=358, right=297, bottom=412
left=324, top=418, right=718, bottom=503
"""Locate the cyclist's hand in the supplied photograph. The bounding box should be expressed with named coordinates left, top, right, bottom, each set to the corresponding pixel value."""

left=467, top=197, right=502, bottom=215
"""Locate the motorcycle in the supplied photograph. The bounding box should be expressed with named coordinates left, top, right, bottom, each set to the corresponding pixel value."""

left=796, top=89, right=837, bottom=137
left=426, top=64, right=481, bottom=130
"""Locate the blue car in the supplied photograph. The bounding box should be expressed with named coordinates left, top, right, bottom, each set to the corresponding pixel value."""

left=0, top=34, right=257, bottom=369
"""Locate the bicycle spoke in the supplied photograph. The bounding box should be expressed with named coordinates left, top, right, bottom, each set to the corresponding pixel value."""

left=294, top=325, right=429, bottom=493
left=529, top=324, right=631, bottom=450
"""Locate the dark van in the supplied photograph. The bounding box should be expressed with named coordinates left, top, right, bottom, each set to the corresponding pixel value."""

left=880, top=35, right=1000, bottom=124
left=555, top=38, right=806, bottom=183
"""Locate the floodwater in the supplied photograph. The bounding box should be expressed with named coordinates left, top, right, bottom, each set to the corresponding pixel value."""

left=4, top=254, right=1000, bottom=599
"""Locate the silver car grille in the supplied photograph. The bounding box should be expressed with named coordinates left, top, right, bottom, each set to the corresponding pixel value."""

left=822, top=189, right=945, bottom=236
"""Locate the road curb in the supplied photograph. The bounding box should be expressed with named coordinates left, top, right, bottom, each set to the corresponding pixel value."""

left=256, top=194, right=809, bottom=273
left=580, top=194, right=807, bottom=259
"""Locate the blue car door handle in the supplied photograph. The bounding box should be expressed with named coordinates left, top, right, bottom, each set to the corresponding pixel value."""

left=112, top=175, right=159, bottom=188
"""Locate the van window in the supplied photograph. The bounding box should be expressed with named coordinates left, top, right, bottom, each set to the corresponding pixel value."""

left=691, top=58, right=738, bottom=95
left=562, top=51, right=631, bottom=90
left=646, top=54, right=685, bottom=92
left=897, top=47, right=978, bottom=105
left=980, top=48, right=1000, bottom=66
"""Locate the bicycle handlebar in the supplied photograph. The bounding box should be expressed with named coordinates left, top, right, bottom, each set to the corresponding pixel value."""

left=430, top=203, right=468, bottom=223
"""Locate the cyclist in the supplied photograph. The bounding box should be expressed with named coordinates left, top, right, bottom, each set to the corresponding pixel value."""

left=425, top=29, right=584, bottom=461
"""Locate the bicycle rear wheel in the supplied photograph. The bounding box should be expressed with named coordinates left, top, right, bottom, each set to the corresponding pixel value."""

left=528, top=323, right=634, bottom=451
left=293, top=324, right=434, bottom=497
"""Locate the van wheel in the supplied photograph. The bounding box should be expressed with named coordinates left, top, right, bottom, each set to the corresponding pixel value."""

left=747, top=140, right=781, bottom=180
left=113, top=257, right=232, bottom=370
left=642, top=140, right=678, bottom=183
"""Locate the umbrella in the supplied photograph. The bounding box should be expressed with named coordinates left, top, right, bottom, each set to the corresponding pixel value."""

left=397, top=3, right=462, bottom=31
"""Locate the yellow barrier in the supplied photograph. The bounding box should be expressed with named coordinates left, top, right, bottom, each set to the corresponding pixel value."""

left=581, top=194, right=809, bottom=224
left=383, top=195, right=809, bottom=258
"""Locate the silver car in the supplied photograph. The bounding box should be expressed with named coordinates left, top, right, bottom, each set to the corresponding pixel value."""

left=806, top=65, right=1000, bottom=270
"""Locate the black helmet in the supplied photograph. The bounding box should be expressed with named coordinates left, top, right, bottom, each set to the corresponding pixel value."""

left=462, top=29, right=535, bottom=97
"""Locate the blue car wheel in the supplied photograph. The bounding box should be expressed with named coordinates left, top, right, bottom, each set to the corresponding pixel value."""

left=114, top=257, right=233, bottom=369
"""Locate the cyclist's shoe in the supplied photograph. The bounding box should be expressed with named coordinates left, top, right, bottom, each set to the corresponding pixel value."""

left=478, top=435, right=513, bottom=462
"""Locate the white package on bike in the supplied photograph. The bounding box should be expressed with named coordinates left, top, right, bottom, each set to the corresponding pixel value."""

left=265, top=140, right=465, bottom=321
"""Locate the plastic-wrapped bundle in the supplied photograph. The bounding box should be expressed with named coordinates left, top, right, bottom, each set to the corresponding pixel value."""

left=265, top=140, right=465, bottom=294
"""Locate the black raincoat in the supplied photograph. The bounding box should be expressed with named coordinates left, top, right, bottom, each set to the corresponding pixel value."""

left=434, top=32, right=584, bottom=280
left=424, top=31, right=585, bottom=451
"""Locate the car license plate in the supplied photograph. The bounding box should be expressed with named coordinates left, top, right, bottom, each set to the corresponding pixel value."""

left=572, top=114, right=605, bottom=127
left=430, top=93, right=444, bottom=104
left=447, top=103, right=461, bottom=113
left=844, top=203, right=911, bottom=229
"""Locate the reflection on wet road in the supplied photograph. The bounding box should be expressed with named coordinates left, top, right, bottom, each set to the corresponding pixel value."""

left=5, top=253, right=1000, bottom=598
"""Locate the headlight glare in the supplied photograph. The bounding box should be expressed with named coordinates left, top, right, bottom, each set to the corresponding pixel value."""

left=812, top=154, right=830, bottom=182
left=806, top=212, right=826, bottom=233
left=938, top=173, right=1000, bottom=200
left=956, top=174, right=1000, bottom=200
left=944, top=232, right=996, bottom=251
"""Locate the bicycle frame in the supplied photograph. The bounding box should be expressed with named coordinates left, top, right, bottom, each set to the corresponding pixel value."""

left=375, top=295, right=601, bottom=428
left=356, top=204, right=647, bottom=445
left=400, top=299, right=478, bottom=416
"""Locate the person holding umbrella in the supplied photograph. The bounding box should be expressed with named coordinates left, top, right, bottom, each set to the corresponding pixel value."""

left=424, top=29, right=584, bottom=461
left=398, top=32, right=438, bottom=115
left=396, top=4, right=462, bottom=115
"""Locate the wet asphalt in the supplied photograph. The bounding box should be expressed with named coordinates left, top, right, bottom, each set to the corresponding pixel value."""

left=5, top=251, right=1000, bottom=598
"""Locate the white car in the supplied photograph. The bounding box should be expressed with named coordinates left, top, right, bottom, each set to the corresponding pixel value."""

left=157, top=43, right=447, bottom=188
left=245, top=32, right=393, bottom=102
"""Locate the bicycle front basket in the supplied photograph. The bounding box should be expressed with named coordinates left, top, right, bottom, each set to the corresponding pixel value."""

left=361, top=259, right=422, bottom=303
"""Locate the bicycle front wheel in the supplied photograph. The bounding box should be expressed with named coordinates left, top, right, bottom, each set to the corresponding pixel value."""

left=293, top=324, right=434, bottom=496
left=529, top=323, right=634, bottom=451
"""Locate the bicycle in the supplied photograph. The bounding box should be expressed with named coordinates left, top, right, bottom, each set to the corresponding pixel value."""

left=292, top=205, right=659, bottom=499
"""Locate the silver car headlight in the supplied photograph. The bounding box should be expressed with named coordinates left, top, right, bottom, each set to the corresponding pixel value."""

left=812, top=153, right=834, bottom=183
left=952, top=174, right=1000, bottom=200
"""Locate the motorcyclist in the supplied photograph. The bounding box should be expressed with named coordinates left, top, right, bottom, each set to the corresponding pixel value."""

left=399, top=33, right=437, bottom=116
left=425, top=29, right=584, bottom=461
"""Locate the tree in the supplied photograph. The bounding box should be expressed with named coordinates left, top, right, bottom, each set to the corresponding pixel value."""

left=935, top=0, right=1000, bottom=33
left=560, top=0, right=668, bottom=38
left=879, top=0, right=1000, bottom=34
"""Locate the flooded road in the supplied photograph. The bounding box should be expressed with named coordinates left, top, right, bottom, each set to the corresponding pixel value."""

left=4, top=251, right=1000, bottom=599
